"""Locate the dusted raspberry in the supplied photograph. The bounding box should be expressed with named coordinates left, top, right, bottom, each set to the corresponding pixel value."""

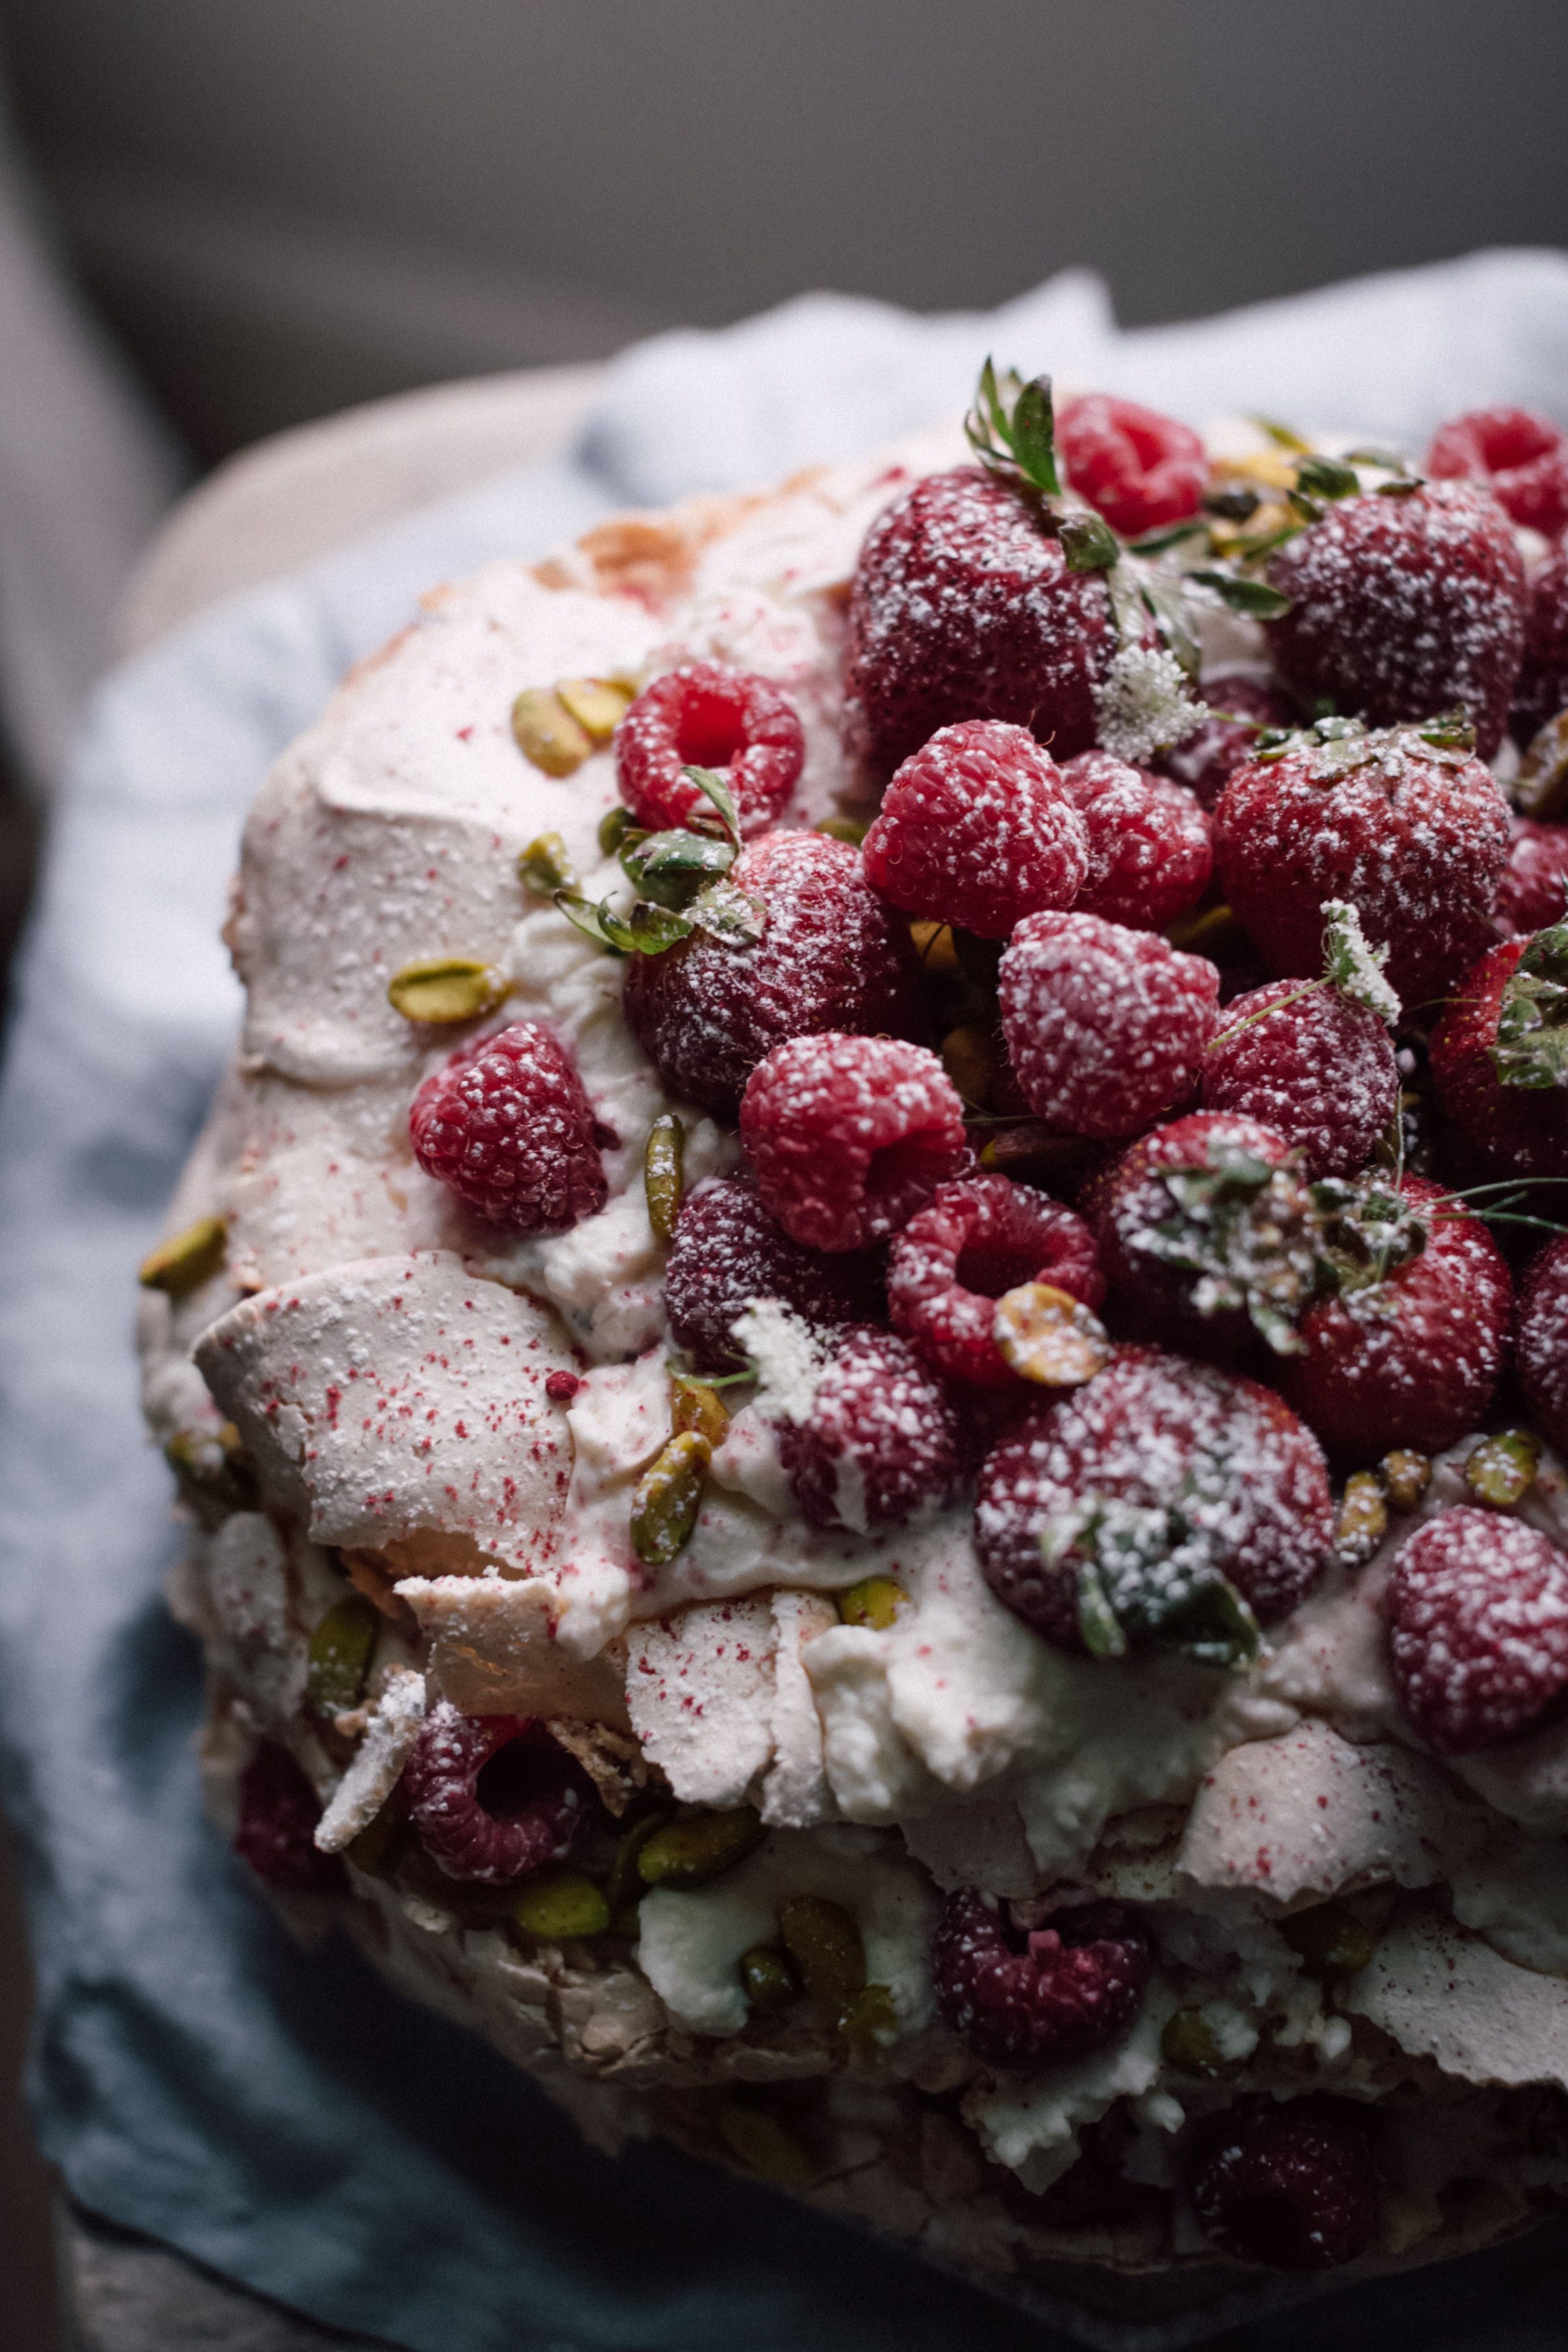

left=1384, top=1507, right=1568, bottom=1754
left=1264, top=482, right=1527, bottom=760
left=1190, top=2097, right=1379, bottom=2271
left=1058, top=749, right=1213, bottom=931
left=1056, top=393, right=1206, bottom=540
left=1516, top=1235, right=1568, bottom=1454
left=777, top=1323, right=959, bottom=1531
left=998, top=911, right=1219, bottom=1141
left=975, top=1344, right=1333, bottom=1651
left=1495, top=818, right=1568, bottom=939
left=410, top=1021, right=608, bottom=1232
left=614, top=661, right=804, bottom=836
left=1512, top=545, right=1568, bottom=747
left=1279, top=1178, right=1511, bottom=1463
left=1429, top=928, right=1568, bottom=1181
left=1154, top=674, right=1294, bottom=811
left=931, top=1889, right=1152, bottom=2068
left=1201, top=980, right=1398, bottom=1179
left=234, top=1741, right=345, bottom=1894
left=887, top=1175, right=1104, bottom=1387
left=404, top=1703, right=585, bottom=1884
left=665, top=1178, right=881, bottom=1375
left=861, top=721, right=1089, bottom=939
left=1213, top=723, right=1511, bottom=1007
left=623, top=832, right=927, bottom=1121
left=843, top=465, right=1120, bottom=777
left=740, top=1032, right=968, bottom=1252
left=1426, top=405, right=1568, bottom=540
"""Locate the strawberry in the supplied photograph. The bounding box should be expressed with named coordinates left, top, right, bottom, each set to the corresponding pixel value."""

left=1511, top=543, right=1568, bottom=749
left=1429, top=923, right=1568, bottom=1180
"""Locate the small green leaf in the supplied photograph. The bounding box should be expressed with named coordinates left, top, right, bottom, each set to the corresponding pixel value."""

left=621, top=900, right=694, bottom=955
left=1058, top=509, right=1120, bottom=572
left=1343, top=446, right=1415, bottom=474
left=1414, top=711, right=1477, bottom=753
left=681, top=764, right=743, bottom=849
left=553, top=890, right=625, bottom=954
left=1491, top=921, right=1568, bottom=1090
left=1152, top=1576, right=1260, bottom=1672
left=1188, top=569, right=1292, bottom=619
left=1076, top=1558, right=1129, bottom=1659
left=1131, top=517, right=1213, bottom=552
left=621, top=826, right=735, bottom=908
left=598, top=805, right=644, bottom=857
left=686, top=879, right=766, bottom=947
left=1011, top=375, right=1060, bottom=496
left=1250, top=415, right=1313, bottom=453
left=1294, top=454, right=1360, bottom=502
left=1200, top=484, right=1261, bottom=523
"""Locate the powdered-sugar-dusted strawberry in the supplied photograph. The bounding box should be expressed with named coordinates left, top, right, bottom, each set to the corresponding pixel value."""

left=861, top=720, right=1089, bottom=939
left=998, top=911, right=1218, bottom=1139
left=1201, top=979, right=1398, bottom=1179
left=623, top=831, right=927, bottom=1120
left=932, top=1889, right=1152, bottom=2066
left=410, top=1021, right=610, bottom=1231
left=1058, top=749, right=1212, bottom=931
left=1511, top=544, right=1568, bottom=748
left=1429, top=924, right=1568, bottom=1180
left=1264, top=480, right=1527, bottom=759
left=664, top=1178, right=881, bottom=1375
left=887, top=1174, right=1103, bottom=1386
left=615, top=661, right=804, bottom=836
left=1277, top=1177, right=1511, bottom=1462
left=974, top=1344, right=1333, bottom=1656
left=1427, top=405, right=1568, bottom=541
left=777, top=1323, right=959, bottom=1531
left=1213, top=719, right=1511, bottom=1007
left=1495, top=818, right=1568, bottom=939
left=1190, top=2097, right=1379, bottom=2271
left=1516, top=1233, right=1568, bottom=1454
left=1384, top=1508, right=1568, bottom=1754
left=1056, top=393, right=1205, bottom=540
left=1154, top=674, right=1294, bottom=810
left=740, top=1031, right=968, bottom=1252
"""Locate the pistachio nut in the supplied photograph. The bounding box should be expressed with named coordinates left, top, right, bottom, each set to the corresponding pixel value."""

left=1333, top=1471, right=1388, bottom=1568
left=139, top=1215, right=227, bottom=1298
left=637, top=1806, right=764, bottom=1891
left=994, top=1283, right=1112, bottom=1388
left=1379, top=1448, right=1431, bottom=1513
left=511, top=687, right=591, bottom=776
left=344, top=1805, right=406, bottom=1880
left=1517, top=708, right=1568, bottom=823
left=306, top=1593, right=380, bottom=1718
left=386, top=956, right=508, bottom=1024
left=163, top=1420, right=252, bottom=1503
left=510, top=1867, right=611, bottom=1942
left=555, top=676, right=633, bottom=744
left=1281, top=1901, right=1378, bottom=1976
left=1465, top=1429, right=1541, bottom=1510
left=909, top=918, right=961, bottom=977
left=815, top=813, right=870, bottom=847
left=836, top=1577, right=905, bottom=1632
left=630, top=1429, right=710, bottom=1566
left=839, top=1982, right=899, bottom=2060
left=717, top=2101, right=815, bottom=2187
left=644, top=1111, right=685, bottom=1243
left=738, top=1945, right=800, bottom=2011
left=939, top=1023, right=996, bottom=1107
left=518, top=831, right=576, bottom=896
left=669, top=1370, right=729, bottom=1447
left=777, top=1894, right=866, bottom=2011
left=1160, top=2006, right=1230, bottom=2078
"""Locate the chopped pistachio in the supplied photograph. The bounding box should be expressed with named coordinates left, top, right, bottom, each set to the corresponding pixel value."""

left=306, top=1593, right=380, bottom=1717
left=163, top=1420, right=252, bottom=1503
left=518, top=832, right=576, bottom=896
left=386, top=956, right=508, bottom=1024
left=1379, top=1449, right=1431, bottom=1514
left=815, top=813, right=870, bottom=846
left=778, top=1894, right=866, bottom=2010
left=909, top=919, right=961, bottom=977
left=556, top=676, right=633, bottom=744
left=939, top=1023, right=996, bottom=1107
left=510, top=1867, right=611, bottom=1941
left=837, top=1577, right=905, bottom=1631
left=644, top=1112, right=685, bottom=1243
left=1160, top=2007, right=1228, bottom=2078
left=994, top=1283, right=1112, bottom=1388
left=1281, top=1901, right=1378, bottom=1976
left=605, top=1810, right=668, bottom=1916
left=839, top=1982, right=900, bottom=2059
left=670, top=1370, right=729, bottom=1447
left=139, top=1215, right=227, bottom=1298
left=1465, top=1429, right=1541, bottom=1510
left=511, top=687, right=591, bottom=776
left=1166, top=904, right=1247, bottom=958
left=717, top=2101, right=815, bottom=2186
left=738, top=1944, right=800, bottom=2010
left=629, top=1429, right=710, bottom=1565
left=637, top=1807, right=764, bottom=1891
left=1334, top=1471, right=1388, bottom=1568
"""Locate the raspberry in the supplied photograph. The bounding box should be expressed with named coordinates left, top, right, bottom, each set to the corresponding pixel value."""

left=1429, top=928, right=1568, bottom=1181
left=843, top=466, right=1120, bottom=777
left=931, top=1889, right=1152, bottom=2068
left=664, top=1178, right=881, bottom=1375
left=1190, top=2097, right=1379, bottom=2271
left=1495, top=818, right=1568, bottom=939
left=410, top=1021, right=609, bottom=1232
left=1057, top=393, right=1206, bottom=540
left=1264, top=481, right=1527, bottom=760
left=1154, top=674, right=1294, bottom=811
left=1384, top=1507, right=1568, bottom=1753
left=1279, top=1177, right=1511, bottom=1463
left=1201, top=980, right=1398, bottom=1179
left=740, top=1032, right=968, bottom=1252
left=777, top=1323, right=959, bottom=1531
left=1058, top=749, right=1213, bottom=931
left=1426, top=405, right=1568, bottom=541
left=1517, top=1235, right=1568, bottom=1454
left=860, top=721, right=1089, bottom=939
left=998, top=911, right=1219, bottom=1141
left=614, top=662, right=804, bottom=836
left=1213, top=722, right=1511, bottom=1008
left=233, top=1742, right=345, bottom=1894
left=1512, top=545, right=1568, bottom=747
left=887, top=1175, right=1104, bottom=1387
left=403, top=1703, right=586, bottom=1883
left=622, top=832, right=927, bottom=1121
left=975, top=1345, right=1332, bottom=1652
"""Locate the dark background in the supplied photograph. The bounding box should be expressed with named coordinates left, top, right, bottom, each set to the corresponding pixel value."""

left=3, top=0, right=1567, bottom=465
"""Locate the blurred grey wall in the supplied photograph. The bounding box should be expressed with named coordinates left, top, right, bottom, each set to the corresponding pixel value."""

left=1, top=0, right=1565, bottom=462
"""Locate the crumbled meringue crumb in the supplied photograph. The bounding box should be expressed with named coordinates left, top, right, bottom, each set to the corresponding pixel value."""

left=1093, top=645, right=1203, bottom=764
left=729, top=1298, right=828, bottom=1426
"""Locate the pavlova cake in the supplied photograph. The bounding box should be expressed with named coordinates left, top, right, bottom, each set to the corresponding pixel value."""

left=138, top=368, right=1568, bottom=2289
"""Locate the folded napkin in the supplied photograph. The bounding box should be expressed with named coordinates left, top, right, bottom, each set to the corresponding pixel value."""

left=5, top=251, right=1568, bottom=2352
